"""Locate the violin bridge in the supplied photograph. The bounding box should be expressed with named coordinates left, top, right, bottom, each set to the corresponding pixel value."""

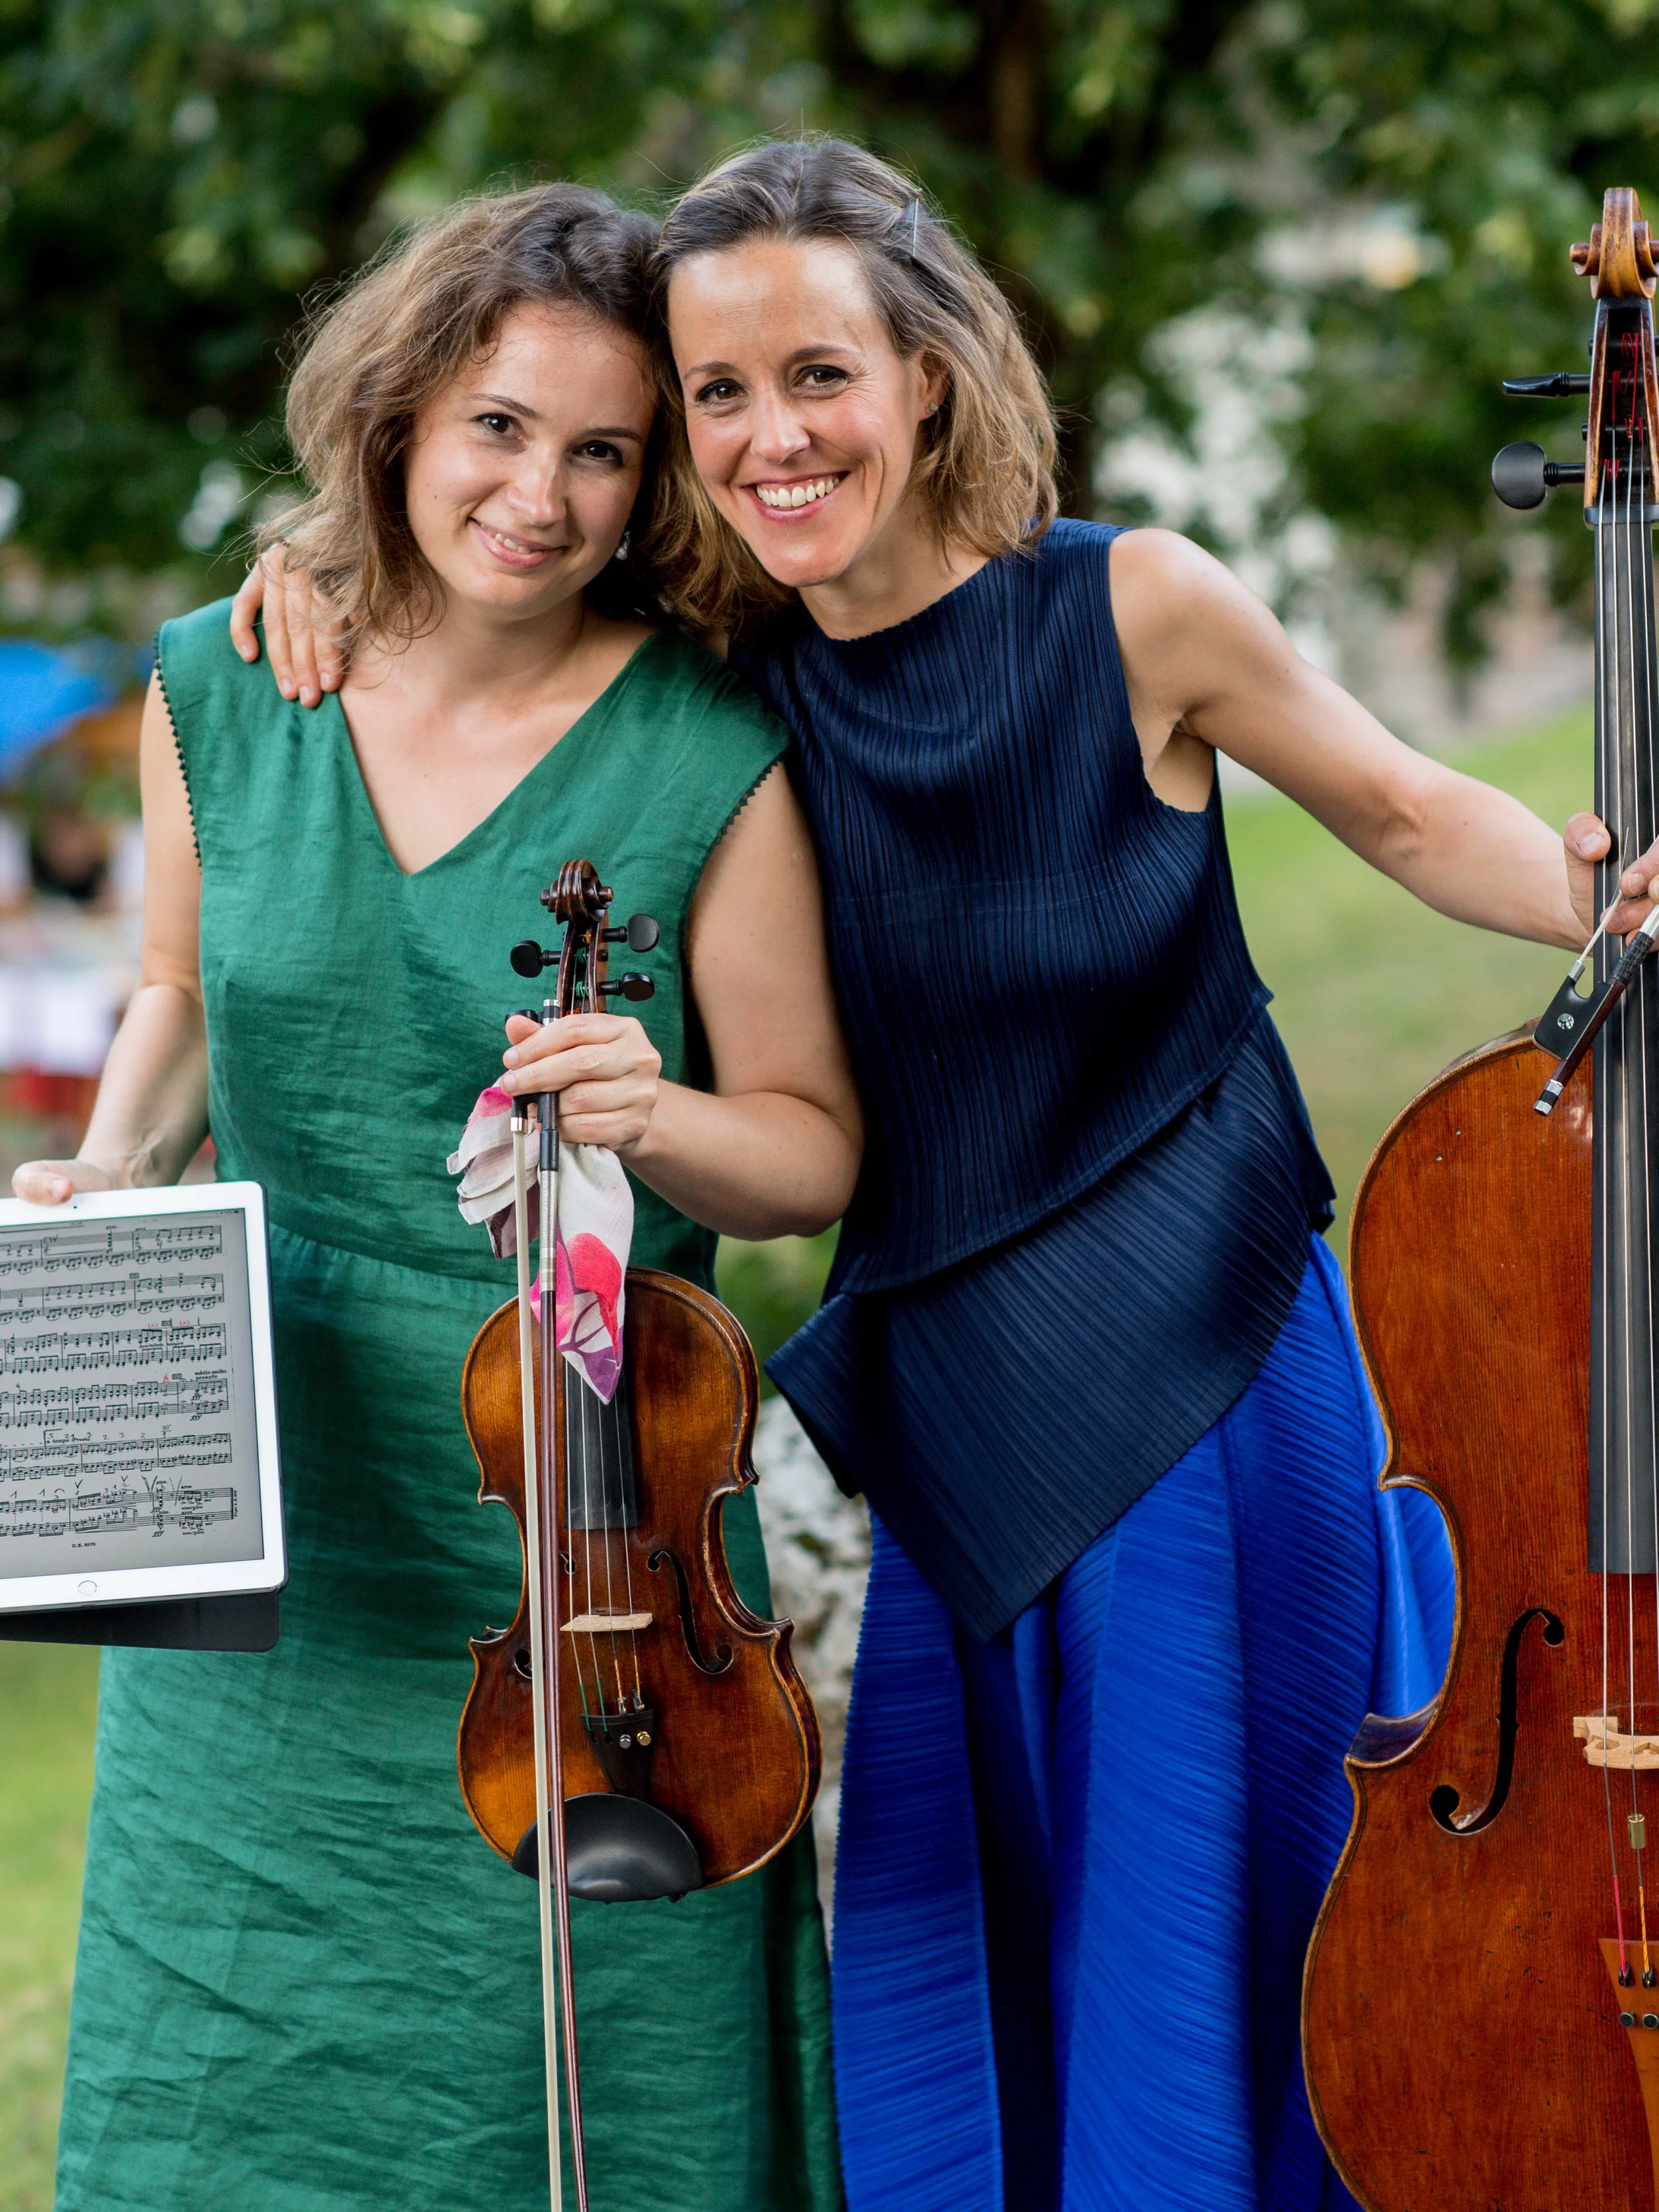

left=562, top=1610, right=653, bottom=1635
left=1576, top=1713, right=1659, bottom=1768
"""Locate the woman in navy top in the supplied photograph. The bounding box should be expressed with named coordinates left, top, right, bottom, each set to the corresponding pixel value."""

left=238, top=142, right=1659, bottom=2212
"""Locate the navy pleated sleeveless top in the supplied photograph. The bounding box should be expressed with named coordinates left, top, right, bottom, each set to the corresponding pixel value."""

left=739, top=520, right=1336, bottom=1638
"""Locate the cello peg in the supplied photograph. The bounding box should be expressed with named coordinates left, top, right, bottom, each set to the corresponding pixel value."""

left=511, top=939, right=552, bottom=977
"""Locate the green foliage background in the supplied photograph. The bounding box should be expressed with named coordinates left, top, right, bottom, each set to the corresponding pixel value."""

left=2, top=0, right=1658, bottom=636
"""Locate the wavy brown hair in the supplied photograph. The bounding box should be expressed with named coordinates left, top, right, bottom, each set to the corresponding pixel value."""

left=647, top=137, right=1059, bottom=637
left=269, top=184, right=662, bottom=642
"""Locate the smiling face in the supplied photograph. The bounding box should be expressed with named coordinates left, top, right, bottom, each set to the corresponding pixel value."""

left=401, top=300, right=653, bottom=626
left=667, top=237, right=943, bottom=598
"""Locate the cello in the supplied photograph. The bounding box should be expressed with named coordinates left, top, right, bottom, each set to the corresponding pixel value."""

left=456, top=857, right=822, bottom=2212
left=1302, top=187, right=1659, bottom=2207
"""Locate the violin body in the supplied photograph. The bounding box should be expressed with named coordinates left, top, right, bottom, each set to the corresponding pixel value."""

left=458, top=1265, right=821, bottom=1887
left=1302, top=1030, right=1659, bottom=2207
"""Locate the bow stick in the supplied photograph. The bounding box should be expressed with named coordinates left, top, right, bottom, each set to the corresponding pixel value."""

left=511, top=1039, right=588, bottom=2212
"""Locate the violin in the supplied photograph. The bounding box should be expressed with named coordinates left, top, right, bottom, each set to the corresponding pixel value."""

left=456, top=857, right=822, bottom=2212
left=1302, top=187, right=1659, bottom=2207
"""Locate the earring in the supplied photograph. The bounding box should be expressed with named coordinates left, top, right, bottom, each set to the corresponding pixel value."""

left=614, top=530, right=631, bottom=563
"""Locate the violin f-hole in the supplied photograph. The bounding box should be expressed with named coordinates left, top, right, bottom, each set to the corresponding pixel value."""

left=647, top=1547, right=734, bottom=1675
left=1429, top=1606, right=1565, bottom=1834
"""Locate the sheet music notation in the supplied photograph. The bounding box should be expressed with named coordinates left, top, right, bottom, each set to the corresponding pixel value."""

left=0, top=1207, right=264, bottom=1581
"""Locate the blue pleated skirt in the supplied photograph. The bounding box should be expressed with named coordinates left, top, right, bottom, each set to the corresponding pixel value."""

left=828, top=1237, right=1455, bottom=2212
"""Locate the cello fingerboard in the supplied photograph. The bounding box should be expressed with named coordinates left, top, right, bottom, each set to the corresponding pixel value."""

left=1590, top=310, right=1659, bottom=1575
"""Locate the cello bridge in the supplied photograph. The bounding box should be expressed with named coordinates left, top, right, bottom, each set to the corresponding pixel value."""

left=562, top=1609, right=653, bottom=1635
left=1576, top=1713, right=1659, bottom=1769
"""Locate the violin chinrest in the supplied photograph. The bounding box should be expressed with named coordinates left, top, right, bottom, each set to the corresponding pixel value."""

left=513, top=1794, right=707, bottom=1903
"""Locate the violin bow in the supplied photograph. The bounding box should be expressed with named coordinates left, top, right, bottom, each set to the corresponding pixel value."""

left=512, top=1012, right=589, bottom=2212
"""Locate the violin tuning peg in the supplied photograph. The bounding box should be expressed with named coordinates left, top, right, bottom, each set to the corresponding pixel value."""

left=510, top=939, right=550, bottom=978
left=601, top=914, right=661, bottom=952
left=599, top=971, right=654, bottom=1003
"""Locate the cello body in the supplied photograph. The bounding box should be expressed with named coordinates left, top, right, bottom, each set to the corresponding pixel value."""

left=1305, top=184, right=1659, bottom=2206
left=1302, top=1034, right=1659, bottom=2206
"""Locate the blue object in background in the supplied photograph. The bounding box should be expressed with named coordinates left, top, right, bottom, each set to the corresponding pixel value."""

left=0, top=640, right=115, bottom=772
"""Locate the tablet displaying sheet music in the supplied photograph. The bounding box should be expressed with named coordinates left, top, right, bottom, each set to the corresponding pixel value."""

left=0, top=1182, right=285, bottom=1615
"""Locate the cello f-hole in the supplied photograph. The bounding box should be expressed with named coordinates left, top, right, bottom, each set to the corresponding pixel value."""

left=1429, top=1606, right=1565, bottom=1835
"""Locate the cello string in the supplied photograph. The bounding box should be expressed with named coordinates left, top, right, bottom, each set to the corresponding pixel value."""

left=1596, top=411, right=1628, bottom=1966
left=1618, top=374, right=1651, bottom=1978
left=1639, top=333, right=1659, bottom=1823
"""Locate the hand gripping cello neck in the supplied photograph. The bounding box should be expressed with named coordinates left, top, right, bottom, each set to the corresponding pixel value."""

left=1304, top=188, right=1659, bottom=2210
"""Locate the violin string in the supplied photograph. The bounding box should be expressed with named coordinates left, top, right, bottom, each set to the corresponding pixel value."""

left=612, top=1383, right=644, bottom=1707
left=572, top=954, right=604, bottom=1723
left=599, top=1385, right=629, bottom=1708
left=595, top=1377, right=625, bottom=1712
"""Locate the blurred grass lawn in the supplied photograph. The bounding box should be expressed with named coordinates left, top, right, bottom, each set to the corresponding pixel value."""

left=0, top=703, right=1594, bottom=2210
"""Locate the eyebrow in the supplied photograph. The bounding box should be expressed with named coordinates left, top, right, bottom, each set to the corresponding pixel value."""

left=681, top=342, right=860, bottom=379
left=468, top=389, right=645, bottom=442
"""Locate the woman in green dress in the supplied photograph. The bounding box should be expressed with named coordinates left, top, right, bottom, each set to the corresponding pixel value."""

left=15, top=184, right=860, bottom=2212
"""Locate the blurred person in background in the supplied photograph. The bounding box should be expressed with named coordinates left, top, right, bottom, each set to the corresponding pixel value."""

left=239, top=137, right=1659, bottom=2212
left=20, top=182, right=859, bottom=2212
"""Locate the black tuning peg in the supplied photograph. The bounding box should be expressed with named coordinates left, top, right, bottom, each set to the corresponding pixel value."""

left=603, top=913, right=660, bottom=953
left=1502, top=373, right=1591, bottom=398
left=598, top=972, right=654, bottom=1003
left=510, top=939, right=552, bottom=978
left=1492, top=442, right=1586, bottom=510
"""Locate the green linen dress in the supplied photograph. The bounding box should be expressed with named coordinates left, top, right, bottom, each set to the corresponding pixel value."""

left=52, top=602, right=842, bottom=2212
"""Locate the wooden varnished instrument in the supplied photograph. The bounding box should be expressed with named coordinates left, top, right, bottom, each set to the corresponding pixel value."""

left=1302, top=188, right=1659, bottom=2207
left=459, top=1270, right=821, bottom=1886
left=455, top=859, right=820, bottom=2212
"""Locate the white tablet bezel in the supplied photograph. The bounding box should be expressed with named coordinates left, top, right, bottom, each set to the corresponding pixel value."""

left=0, top=1180, right=286, bottom=1615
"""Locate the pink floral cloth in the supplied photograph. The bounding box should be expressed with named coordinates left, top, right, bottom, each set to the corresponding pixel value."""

left=446, top=1085, right=634, bottom=1402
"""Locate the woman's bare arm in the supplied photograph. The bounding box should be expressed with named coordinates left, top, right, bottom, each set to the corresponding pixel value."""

left=1110, top=529, right=1659, bottom=952
left=12, top=675, right=210, bottom=1204
left=499, top=765, right=862, bottom=1241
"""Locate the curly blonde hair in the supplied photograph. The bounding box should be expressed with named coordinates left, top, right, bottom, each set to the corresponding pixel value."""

left=269, top=184, right=661, bottom=642
left=648, top=138, right=1059, bottom=637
